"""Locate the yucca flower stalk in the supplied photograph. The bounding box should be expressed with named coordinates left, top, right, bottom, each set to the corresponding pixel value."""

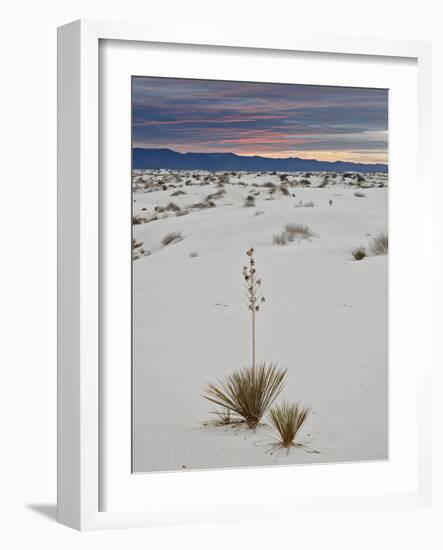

left=242, top=248, right=265, bottom=371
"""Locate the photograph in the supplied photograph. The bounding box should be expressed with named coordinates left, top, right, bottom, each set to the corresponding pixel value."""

left=131, top=76, right=388, bottom=473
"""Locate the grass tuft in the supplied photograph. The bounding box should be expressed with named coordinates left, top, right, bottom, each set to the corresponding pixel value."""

left=351, top=247, right=367, bottom=261
left=165, top=202, right=181, bottom=212
left=369, top=231, right=388, bottom=255
left=253, top=210, right=265, bottom=217
left=273, top=232, right=288, bottom=246
left=268, top=401, right=311, bottom=451
left=244, top=195, right=256, bottom=207
left=284, top=223, right=315, bottom=241
left=161, top=231, right=182, bottom=246
left=203, top=363, right=287, bottom=429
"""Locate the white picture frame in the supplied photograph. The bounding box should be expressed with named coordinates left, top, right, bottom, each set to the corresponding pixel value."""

left=57, top=19, right=433, bottom=531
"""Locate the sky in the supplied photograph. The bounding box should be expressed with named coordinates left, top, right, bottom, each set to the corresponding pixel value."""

left=132, top=77, right=388, bottom=164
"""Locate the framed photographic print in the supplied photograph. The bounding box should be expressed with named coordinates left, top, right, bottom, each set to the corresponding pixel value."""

left=130, top=76, right=389, bottom=473
left=57, top=19, right=433, bottom=530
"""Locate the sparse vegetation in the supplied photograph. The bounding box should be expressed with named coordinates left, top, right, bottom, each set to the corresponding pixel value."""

left=161, top=231, right=182, bottom=246
left=352, top=247, right=367, bottom=261
left=206, top=189, right=225, bottom=201
left=273, top=232, right=288, bottom=246
left=176, top=208, right=190, bottom=217
left=244, top=195, right=256, bottom=207
left=294, top=200, right=315, bottom=208
left=273, top=223, right=316, bottom=245
left=165, top=202, right=181, bottom=212
left=268, top=402, right=311, bottom=451
left=203, top=362, right=287, bottom=429
left=369, top=231, right=388, bottom=255
left=284, top=223, right=315, bottom=241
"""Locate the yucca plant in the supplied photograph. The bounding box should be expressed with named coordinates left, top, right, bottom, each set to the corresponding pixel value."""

left=268, top=401, right=311, bottom=451
left=203, top=362, right=287, bottom=429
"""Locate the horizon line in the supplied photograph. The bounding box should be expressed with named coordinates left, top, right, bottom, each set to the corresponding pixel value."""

left=132, top=146, right=388, bottom=166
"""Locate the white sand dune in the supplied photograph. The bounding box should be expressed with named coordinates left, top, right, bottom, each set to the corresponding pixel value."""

left=132, top=170, right=388, bottom=473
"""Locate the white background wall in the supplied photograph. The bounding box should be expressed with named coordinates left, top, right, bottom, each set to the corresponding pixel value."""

left=0, top=0, right=442, bottom=547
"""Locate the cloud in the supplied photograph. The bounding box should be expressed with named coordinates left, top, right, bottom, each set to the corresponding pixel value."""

left=132, top=76, right=388, bottom=163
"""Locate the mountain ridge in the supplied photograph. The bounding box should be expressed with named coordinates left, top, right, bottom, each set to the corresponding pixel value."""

left=133, top=148, right=388, bottom=173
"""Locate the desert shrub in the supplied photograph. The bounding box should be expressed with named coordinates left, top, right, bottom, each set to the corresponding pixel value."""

left=263, top=182, right=276, bottom=188
left=189, top=251, right=198, bottom=258
left=268, top=401, right=311, bottom=450
left=356, top=174, right=366, bottom=183
left=161, top=231, right=182, bottom=246
left=280, top=185, right=290, bottom=196
left=165, top=202, right=181, bottom=212
left=253, top=210, right=265, bottom=217
left=354, top=191, right=366, bottom=198
left=294, top=201, right=315, bottom=208
left=351, top=247, right=367, bottom=261
left=132, top=239, right=143, bottom=249
left=273, top=232, right=288, bottom=246
left=369, top=231, right=388, bottom=255
left=132, top=216, right=148, bottom=225
left=203, top=363, right=287, bottom=429
left=299, top=178, right=311, bottom=186
left=176, top=208, right=190, bottom=217
left=284, top=223, right=315, bottom=241
left=244, top=195, right=256, bottom=207
left=206, top=190, right=225, bottom=201
left=171, top=190, right=186, bottom=196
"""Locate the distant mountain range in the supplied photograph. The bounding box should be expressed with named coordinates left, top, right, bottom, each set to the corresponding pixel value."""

left=133, top=148, right=388, bottom=173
